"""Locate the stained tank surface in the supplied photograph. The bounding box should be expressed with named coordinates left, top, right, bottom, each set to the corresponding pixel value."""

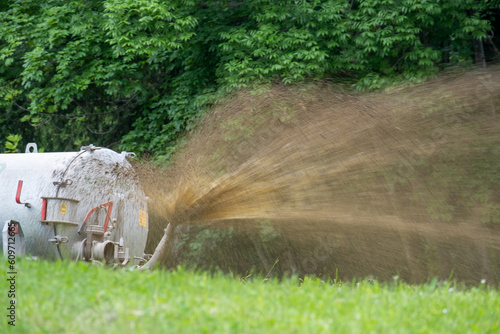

left=0, top=144, right=148, bottom=265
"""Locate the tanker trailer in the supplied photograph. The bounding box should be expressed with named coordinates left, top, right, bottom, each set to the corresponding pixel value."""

left=0, top=143, right=148, bottom=266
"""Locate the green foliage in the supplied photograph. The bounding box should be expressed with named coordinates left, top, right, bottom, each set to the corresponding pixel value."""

left=218, top=0, right=495, bottom=90
left=1, top=0, right=498, bottom=155
left=2, top=259, right=499, bottom=333
left=4, top=134, right=21, bottom=152
left=0, top=0, right=130, bottom=151
left=0, top=0, right=204, bottom=153
left=173, top=220, right=283, bottom=273
left=176, top=226, right=236, bottom=266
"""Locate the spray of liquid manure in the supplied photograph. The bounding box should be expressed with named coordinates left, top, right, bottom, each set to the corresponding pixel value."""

left=139, top=67, right=500, bottom=282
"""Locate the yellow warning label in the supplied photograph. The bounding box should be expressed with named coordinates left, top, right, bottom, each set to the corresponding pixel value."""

left=139, top=210, right=148, bottom=227
left=60, top=202, right=67, bottom=215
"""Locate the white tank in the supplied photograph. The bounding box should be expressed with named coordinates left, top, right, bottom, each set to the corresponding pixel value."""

left=0, top=144, right=148, bottom=265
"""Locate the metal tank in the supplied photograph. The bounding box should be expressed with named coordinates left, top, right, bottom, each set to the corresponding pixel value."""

left=0, top=143, right=148, bottom=266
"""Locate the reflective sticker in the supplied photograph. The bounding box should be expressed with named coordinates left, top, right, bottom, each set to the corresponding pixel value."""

left=60, top=202, right=67, bottom=215
left=139, top=210, right=148, bottom=227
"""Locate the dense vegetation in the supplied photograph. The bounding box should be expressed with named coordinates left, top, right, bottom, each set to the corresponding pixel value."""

left=1, top=259, right=498, bottom=333
left=1, top=0, right=499, bottom=156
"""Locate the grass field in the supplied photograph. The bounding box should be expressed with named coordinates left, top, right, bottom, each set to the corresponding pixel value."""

left=1, top=259, right=499, bottom=333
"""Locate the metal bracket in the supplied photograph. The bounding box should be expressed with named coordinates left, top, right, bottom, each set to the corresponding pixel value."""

left=48, top=235, right=69, bottom=245
left=25, top=143, right=38, bottom=153
left=81, top=144, right=101, bottom=152
left=121, top=151, right=136, bottom=160
left=2, top=221, right=26, bottom=257
left=53, top=179, right=73, bottom=187
left=114, top=243, right=130, bottom=267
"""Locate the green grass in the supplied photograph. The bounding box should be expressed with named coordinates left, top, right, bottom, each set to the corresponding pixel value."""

left=1, top=260, right=499, bottom=333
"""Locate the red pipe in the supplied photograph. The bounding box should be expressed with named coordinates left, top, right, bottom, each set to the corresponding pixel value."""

left=16, top=180, right=30, bottom=207
left=82, top=201, right=114, bottom=232
left=83, top=206, right=98, bottom=223
left=41, top=198, right=47, bottom=221
left=102, top=201, right=114, bottom=232
left=15, top=180, right=23, bottom=204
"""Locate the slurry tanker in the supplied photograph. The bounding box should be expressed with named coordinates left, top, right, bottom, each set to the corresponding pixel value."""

left=0, top=144, right=171, bottom=268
